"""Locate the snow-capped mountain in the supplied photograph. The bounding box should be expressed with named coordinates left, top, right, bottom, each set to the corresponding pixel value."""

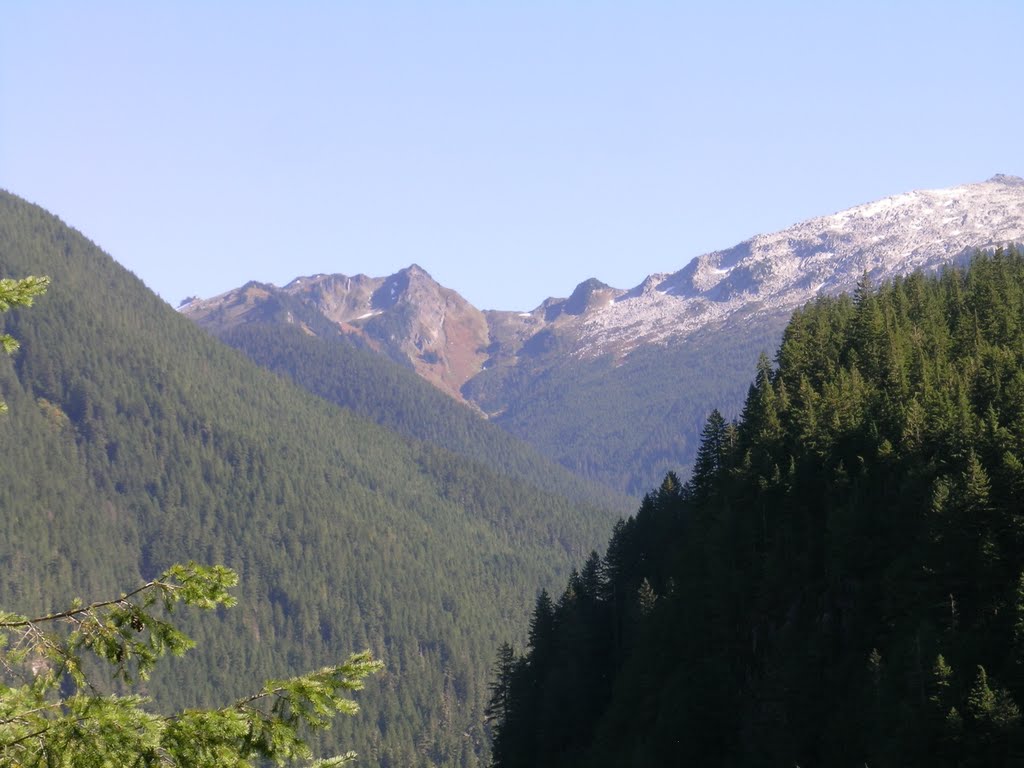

left=561, top=173, right=1024, bottom=355
left=184, top=174, right=1024, bottom=494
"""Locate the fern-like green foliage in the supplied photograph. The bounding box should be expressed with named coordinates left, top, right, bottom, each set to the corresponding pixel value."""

left=0, top=275, right=47, bottom=409
left=0, top=563, right=382, bottom=766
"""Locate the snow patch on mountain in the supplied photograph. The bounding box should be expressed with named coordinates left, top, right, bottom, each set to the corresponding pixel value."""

left=573, top=175, right=1024, bottom=357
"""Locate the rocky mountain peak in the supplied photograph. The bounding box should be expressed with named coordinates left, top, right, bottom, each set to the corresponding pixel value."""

left=565, top=278, right=615, bottom=314
left=540, top=278, right=621, bottom=321
left=989, top=173, right=1024, bottom=187
left=403, top=262, right=431, bottom=277
left=185, top=174, right=1023, bottom=408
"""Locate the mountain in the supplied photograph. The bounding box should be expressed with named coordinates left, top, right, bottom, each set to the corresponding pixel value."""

left=0, top=190, right=623, bottom=767
left=585, top=172, right=1024, bottom=350
left=178, top=290, right=628, bottom=512
left=184, top=175, right=1024, bottom=495
left=183, top=265, right=491, bottom=406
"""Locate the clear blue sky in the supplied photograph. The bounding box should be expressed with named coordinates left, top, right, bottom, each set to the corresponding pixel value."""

left=2, top=2, right=1020, bottom=310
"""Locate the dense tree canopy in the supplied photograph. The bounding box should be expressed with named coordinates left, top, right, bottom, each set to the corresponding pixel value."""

left=491, top=249, right=1024, bottom=767
left=464, top=318, right=783, bottom=496
left=0, top=275, right=381, bottom=765
left=0, top=190, right=619, bottom=766
left=212, top=321, right=626, bottom=510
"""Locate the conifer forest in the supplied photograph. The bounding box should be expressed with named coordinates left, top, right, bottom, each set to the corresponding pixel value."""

left=488, top=250, right=1024, bottom=766
left=3, top=185, right=1024, bottom=767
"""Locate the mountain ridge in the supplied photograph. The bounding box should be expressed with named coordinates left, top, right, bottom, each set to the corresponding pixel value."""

left=186, top=173, right=1024, bottom=374
left=569, top=173, right=1024, bottom=354
left=184, top=174, right=1024, bottom=495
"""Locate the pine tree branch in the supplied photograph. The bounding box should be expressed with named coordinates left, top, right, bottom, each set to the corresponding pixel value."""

left=0, top=581, right=161, bottom=628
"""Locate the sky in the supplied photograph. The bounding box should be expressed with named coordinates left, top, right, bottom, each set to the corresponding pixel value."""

left=1, top=2, right=1021, bottom=311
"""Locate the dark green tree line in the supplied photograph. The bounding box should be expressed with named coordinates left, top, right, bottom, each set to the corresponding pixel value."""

left=491, top=248, right=1024, bottom=767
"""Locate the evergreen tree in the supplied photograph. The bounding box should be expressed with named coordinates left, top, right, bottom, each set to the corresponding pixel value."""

left=0, top=274, right=47, bottom=411
left=689, top=409, right=727, bottom=502
left=0, top=563, right=381, bottom=766
left=491, top=250, right=1024, bottom=767
left=484, top=642, right=518, bottom=768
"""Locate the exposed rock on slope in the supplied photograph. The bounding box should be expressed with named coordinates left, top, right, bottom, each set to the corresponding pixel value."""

left=189, top=175, right=1024, bottom=383
left=184, top=175, right=1024, bottom=493
left=185, top=264, right=491, bottom=401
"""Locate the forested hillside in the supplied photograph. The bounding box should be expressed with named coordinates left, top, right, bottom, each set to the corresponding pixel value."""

left=0, top=190, right=623, bottom=767
left=209, top=321, right=628, bottom=510
left=464, top=316, right=786, bottom=495
left=491, top=249, right=1024, bottom=767
left=187, top=273, right=786, bottom=498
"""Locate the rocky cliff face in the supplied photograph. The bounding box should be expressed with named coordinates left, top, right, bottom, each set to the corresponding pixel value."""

left=184, top=174, right=1024, bottom=418
left=185, top=264, right=491, bottom=401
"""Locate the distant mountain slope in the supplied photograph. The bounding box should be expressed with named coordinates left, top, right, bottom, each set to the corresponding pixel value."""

left=0, top=190, right=622, bottom=766
left=207, top=321, right=628, bottom=511
left=185, top=175, right=1024, bottom=495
